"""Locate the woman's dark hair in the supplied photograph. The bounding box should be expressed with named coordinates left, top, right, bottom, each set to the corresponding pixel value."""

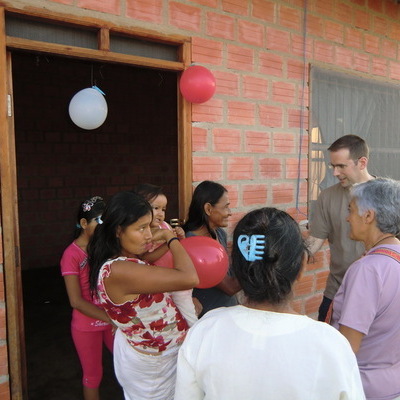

left=74, top=196, right=105, bottom=239
left=88, top=191, right=153, bottom=292
left=133, top=183, right=164, bottom=203
left=182, top=181, right=227, bottom=239
left=232, top=207, right=308, bottom=305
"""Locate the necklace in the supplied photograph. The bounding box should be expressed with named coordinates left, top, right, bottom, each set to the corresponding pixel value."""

left=369, top=235, right=396, bottom=250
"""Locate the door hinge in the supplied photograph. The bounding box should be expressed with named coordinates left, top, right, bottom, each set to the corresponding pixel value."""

left=7, top=94, right=12, bottom=117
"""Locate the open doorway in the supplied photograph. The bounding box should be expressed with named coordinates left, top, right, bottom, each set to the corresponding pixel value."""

left=12, top=51, right=181, bottom=399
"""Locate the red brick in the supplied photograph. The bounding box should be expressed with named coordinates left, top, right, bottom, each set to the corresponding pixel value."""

left=344, top=27, right=363, bottom=49
left=78, top=0, right=120, bottom=14
left=0, top=382, right=10, bottom=400
left=245, top=131, right=270, bottom=153
left=214, top=71, right=239, bottom=96
left=316, top=270, right=330, bottom=291
left=314, top=40, right=334, bottom=64
left=278, top=5, right=301, bottom=30
left=273, top=132, right=295, bottom=154
left=304, top=293, right=323, bottom=316
left=212, top=129, right=241, bottom=152
left=385, top=2, right=400, bottom=19
left=287, top=59, right=305, bottom=80
left=325, top=21, right=344, bottom=44
left=315, top=0, right=335, bottom=18
left=373, top=16, right=389, bottom=36
left=336, top=1, right=353, bottom=25
left=227, top=157, right=254, bottom=180
left=242, top=184, right=268, bottom=206
left=238, top=20, right=264, bottom=47
left=266, top=27, right=291, bottom=53
left=335, top=46, right=354, bottom=69
left=286, top=158, right=308, bottom=180
left=272, top=182, right=294, bottom=204
left=259, top=158, right=282, bottom=179
left=49, top=0, right=73, bottom=3
left=389, top=61, right=400, bottom=81
left=293, top=274, right=314, bottom=297
left=252, top=0, right=275, bottom=23
left=192, top=156, right=223, bottom=181
left=353, top=52, right=370, bottom=73
left=192, top=37, right=223, bottom=65
left=242, top=76, right=268, bottom=100
left=288, top=108, right=307, bottom=129
left=259, top=52, right=284, bottom=77
left=259, top=105, right=283, bottom=128
left=227, top=101, right=255, bottom=125
left=222, top=0, right=248, bottom=16
left=306, top=14, right=324, bottom=37
left=126, top=0, right=162, bottom=23
left=390, top=23, right=400, bottom=42
left=291, top=34, right=314, bottom=59
left=188, top=0, right=217, bottom=7
left=224, top=184, right=239, bottom=208
left=371, top=57, right=388, bottom=77
left=192, top=127, right=208, bottom=152
left=382, top=39, right=397, bottom=60
left=368, top=0, right=383, bottom=13
left=169, top=2, right=201, bottom=32
left=272, top=81, right=295, bottom=104
left=354, top=9, right=370, bottom=31
left=290, top=298, right=303, bottom=314
left=364, top=33, right=380, bottom=55
left=227, top=45, right=254, bottom=72
left=206, top=12, right=235, bottom=40
left=192, top=98, right=224, bottom=123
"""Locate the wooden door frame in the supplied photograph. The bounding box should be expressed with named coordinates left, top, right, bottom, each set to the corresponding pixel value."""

left=0, top=6, right=192, bottom=399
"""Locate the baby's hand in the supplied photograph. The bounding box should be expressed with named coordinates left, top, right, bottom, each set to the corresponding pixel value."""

left=173, top=226, right=185, bottom=240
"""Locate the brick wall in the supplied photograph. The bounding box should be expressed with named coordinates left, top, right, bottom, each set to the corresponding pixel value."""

left=2, top=0, right=400, bottom=396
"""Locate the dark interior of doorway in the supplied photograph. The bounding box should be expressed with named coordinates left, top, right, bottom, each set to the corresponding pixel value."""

left=12, top=51, right=179, bottom=399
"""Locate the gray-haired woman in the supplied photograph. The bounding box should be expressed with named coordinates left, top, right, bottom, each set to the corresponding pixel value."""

left=332, top=177, right=400, bottom=400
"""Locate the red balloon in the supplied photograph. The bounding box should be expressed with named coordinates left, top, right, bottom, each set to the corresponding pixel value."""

left=154, top=236, right=229, bottom=288
left=179, top=65, right=216, bottom=103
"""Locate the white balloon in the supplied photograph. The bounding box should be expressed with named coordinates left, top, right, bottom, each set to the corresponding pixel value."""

left=68, top=87, right=108, bottom=130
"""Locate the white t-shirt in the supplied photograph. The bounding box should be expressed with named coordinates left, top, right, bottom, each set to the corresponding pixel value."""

left=175, top=305, right=365, bottom=400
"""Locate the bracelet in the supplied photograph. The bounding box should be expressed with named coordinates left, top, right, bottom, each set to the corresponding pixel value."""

left=167, top=237, right=180, bottom=248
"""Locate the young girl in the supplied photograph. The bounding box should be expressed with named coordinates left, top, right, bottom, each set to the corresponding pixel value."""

left=88, top=191, right=198, bottom=400
left=60, top=196, right=114, bottom=400
left=134, top=183, right=199, bottom=326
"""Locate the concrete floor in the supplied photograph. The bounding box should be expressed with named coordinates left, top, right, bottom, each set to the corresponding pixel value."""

left=23, top=267, right=124, bottom=400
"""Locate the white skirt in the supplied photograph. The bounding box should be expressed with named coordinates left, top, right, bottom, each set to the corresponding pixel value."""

left=113, top=328, right=180, bottom=400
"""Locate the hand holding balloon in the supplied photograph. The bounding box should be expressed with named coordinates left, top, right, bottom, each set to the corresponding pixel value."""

left=156, top=236, right=228, bottom=288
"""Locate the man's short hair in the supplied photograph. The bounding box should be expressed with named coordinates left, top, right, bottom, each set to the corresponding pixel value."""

left=328, top=134, right=369, bottom=160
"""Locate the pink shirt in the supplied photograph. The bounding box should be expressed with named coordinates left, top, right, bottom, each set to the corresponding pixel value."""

left=60, top=242, right=110, bottom=331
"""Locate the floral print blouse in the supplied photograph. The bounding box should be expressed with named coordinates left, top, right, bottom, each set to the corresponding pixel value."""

left=97, top=257, right=188, bottom=353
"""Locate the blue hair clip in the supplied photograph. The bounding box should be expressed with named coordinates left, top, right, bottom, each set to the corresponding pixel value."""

left=238, top=234, right=266, bottom=262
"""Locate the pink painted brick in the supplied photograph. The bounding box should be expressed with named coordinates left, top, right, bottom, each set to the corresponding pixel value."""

left=192, top=127, right=208, bottom=152
left=259, top=52, right=284, bottom=77
left=227, top=45, right=254, bottom=72
left=169, top=2, right=201, bottom=32
left=222, top=0, right=248, bottom=16
left=259, top=158, right=282, bottom=179
left=325, top=21, right=344, bottom=44
left=272, top=81, right=295, bottom=104
left=272, top=182, right=295, bottom=204
left=214, top=71, right=239, bottom=96
left=259, top=105, right=283, bottom=128
left=192, top=98, right=224, bottom=123
left=206, top=12, right=235, bottom=40
left=245, top=131, right=270, bottom=153
left=314, top=40, right=334, bottom=64
left=212, top=129, right=241, bottom=152
left=364, top=33, right=380, bottom=55
left=192, top=156, right=223, bottom=181
left=371, top=57, right=388, bottom=77
left=242, top=184, right=268, bottom=206
left=278, top=5, right=301, bottom=30
left=224, top=184, right=239, bottom=208
left=344, top=27, right=363, bottom=50
left=273, top=132, right=295, bottom=154
left=227, top=157, right=254, bottom=180
left=353, top=52, right=370, bottom=73
left=228, top=101, right=255, bottom=125
left=192, top=38, right=223, bottom=65
left=286, top=158, right=308, bottom=179
left=252, top=0, right=275, bottom=23
left=266, top=27, right=290, bottom=53
left=238, top=20, right=264, bottom=47
left=126, top=0, right=163, bottom=23
left=78, top=0, right=120, bottom=14
left=242, top=75, right=268, bottom=100
left=335, top=46, right=354, bottom=69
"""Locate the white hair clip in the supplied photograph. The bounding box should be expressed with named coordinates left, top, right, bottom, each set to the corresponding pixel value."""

left=238, top=234, right=265, bottom=262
